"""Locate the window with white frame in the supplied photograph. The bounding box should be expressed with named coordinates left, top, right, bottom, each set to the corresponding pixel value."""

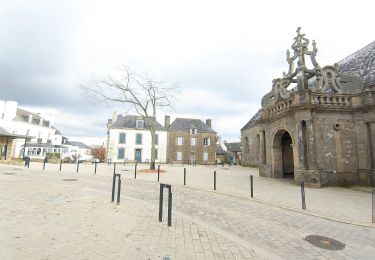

left=176, top=151, right=182, bottom=160
left=154, top=134, right=159, bottom=145
left=119, top=132, right=126, bottom=144
left=136, top=133, right=142, bottom=145
left=177, top=137, right=183, bottom=145
left=203, top=152, right=208, bottom=161
left=136, top=120, right=144, bottom=129
left=190, top=128, right=197, bottom=135
left=191, top=137, right=196, bottom=146
left=203, top=137, right=210, bottom=146
left=118, top=148, right=125, bottom=159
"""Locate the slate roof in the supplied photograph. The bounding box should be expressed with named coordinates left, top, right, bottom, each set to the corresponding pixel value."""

left=339, top=41, right=375, bottom=87
left=225, top=142, right=242, bottom=152
left=168, top=118, right=216, bottom=133
left=110, top=115, right=166, bottom=131
left=0, top=127, right=31, bottom=138
left=22, top=143, right=68, bottom=148
left=216, top=144, right=235, bottom=158
left=67, top=141, right=91, bottom=149
left=241, top=110, right=262, bottom=131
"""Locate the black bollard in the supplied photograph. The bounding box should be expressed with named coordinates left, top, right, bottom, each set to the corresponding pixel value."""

left=159, top=184, right=163, bottom=222
left=134, top=163, right=137, bottom=179
left=94, top=162, right=97, bottom=174
left=184, top=168, right=186, bottom=185
left=111, top=173, right=116, bottom=202
left=43, top=159, right=46, bottom=170
left=157, top=165, right=160, bottom=182
left=59, top=159, right=62, bottom=171
left=250, top=175, right=253, bottom=198
left=117, top=176, right=121, bottom=205
left=168, top=188, right=172, bottom=226
left=372, top=190, right=375, bottom=223
left=76, top=161, right=79, bottom=173
left=214, top=170, right=216, bottom=190
left=301, top=182, right=306, bottom=210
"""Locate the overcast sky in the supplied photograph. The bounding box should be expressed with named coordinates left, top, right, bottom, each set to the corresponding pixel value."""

left=1, top=0, right=374, bottom=144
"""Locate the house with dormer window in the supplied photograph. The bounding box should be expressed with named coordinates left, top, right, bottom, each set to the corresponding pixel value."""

left=164, top=116, right=216, bottom=165
left=106, top=113, right=167, bottom=163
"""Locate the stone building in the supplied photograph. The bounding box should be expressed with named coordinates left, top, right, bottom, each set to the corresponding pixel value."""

left=166, top=116, right=216, bottom=165
left=241, top=28, right=375, bottom=187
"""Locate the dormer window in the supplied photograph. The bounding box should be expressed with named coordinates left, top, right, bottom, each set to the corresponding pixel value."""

left=136, top=120, right=144, bottom=129
left=190, top=128, right=197, bottom=135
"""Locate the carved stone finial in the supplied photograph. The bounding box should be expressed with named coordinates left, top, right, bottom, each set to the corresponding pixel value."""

left=296, top=27, right=301, bottom=34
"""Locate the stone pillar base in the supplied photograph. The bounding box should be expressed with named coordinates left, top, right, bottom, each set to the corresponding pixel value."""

left=294, top=169, right=322, bottom=188
left=259, top=164, right=272, bottom=178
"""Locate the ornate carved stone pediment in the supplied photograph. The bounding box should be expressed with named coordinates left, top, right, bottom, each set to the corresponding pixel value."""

left=261, top=27, right=363, bottom=109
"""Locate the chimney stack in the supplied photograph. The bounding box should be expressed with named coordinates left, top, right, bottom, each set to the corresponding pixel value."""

left=164, top=115, right=170, bottom=128
left=206, top=118, right=212, bottom=128
left=112, top=111, right=117, bottom=124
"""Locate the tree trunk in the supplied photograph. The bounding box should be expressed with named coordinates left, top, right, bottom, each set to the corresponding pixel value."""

left=150, top=129, right=156, bottom=170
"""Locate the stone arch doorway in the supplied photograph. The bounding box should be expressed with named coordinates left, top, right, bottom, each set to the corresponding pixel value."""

left=272, top=129, right=294, bottom=179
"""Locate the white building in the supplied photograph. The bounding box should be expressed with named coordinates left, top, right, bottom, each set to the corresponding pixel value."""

left=106, top=113, right=167, bottom=163
left=0, top=100, right=68, bottom=159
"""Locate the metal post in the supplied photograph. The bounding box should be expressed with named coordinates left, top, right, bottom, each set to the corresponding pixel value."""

left=94, top=162, right=97, bottom=174
left=113, top=162, right=116, bottom=174
left=111, top=173, right=116, bottom=202
left=184, top=168, right=186, bottom=185
left=76, top=161, right=79, bottom=173
left=59, top=159, right=62, bottom=171
left=250, top=175, right=253, bottom=198
left=301, top=182, right=306, bottom=210
left=157, top=165, right=160, bottom=182
left=214, top=170, right=216, bottom=190
left=168, top=186, right=172, bottom=226
left=27, top=158, right=30, bottom=168
left=117, top=176, right=121, bottom=205
left=159, top=184, right=164, bottom=222
left=135, top=163, right=137, bottom=179
left=372, top=190, right=375, bottom=223
left=43, top=159, right=46, bottom=170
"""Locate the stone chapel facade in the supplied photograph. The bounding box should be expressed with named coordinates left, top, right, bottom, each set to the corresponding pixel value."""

left=241, top=28, right=375, bottom=187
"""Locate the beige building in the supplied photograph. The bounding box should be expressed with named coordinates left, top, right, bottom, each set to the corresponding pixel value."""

left=241, top=28, right=375, bottom=187
left=165, top=116, right=216, bottom=165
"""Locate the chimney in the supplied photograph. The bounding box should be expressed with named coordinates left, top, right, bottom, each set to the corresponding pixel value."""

left=39, top=118, right=43, bottom=126
left=28, top=114, right=32, bottom=123
left=164, top=115, right=170, bottom=128
left=206, top=118, right=212, bottom=128
left=112, top=111, right=117, bottom=124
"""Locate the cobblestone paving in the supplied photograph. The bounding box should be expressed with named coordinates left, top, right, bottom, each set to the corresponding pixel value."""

left=0, top=165, right=261, bottom=259
left=1, top=163, right=375, bottom=259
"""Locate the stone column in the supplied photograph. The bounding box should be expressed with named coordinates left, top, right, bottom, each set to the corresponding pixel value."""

left=259, top=131, right=265, bottom=164
left=297, top=125, right=305, bottom=169
left=370, top=123, right=375, bottom=170
left=369, top=122, right=375, bottom=187
left=306, top=120, right=317, bottom=169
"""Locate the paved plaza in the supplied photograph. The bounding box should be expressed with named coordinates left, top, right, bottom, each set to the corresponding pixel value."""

left=1, top=162, right=375, bottom=259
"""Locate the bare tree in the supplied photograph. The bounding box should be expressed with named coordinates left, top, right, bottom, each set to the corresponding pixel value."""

left=82, top=66, right=177, bottom=170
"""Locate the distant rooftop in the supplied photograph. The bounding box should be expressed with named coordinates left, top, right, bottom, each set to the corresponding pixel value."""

left=168, top=118, right=216, bottom=133
left=109, top=115, right=166, bottom=131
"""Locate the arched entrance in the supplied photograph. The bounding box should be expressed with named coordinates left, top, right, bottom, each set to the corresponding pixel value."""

left=272, top=129, right=294, bottom=179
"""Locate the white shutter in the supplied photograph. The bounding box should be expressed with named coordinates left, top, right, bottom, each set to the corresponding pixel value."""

left=207, top=138, right=211, bottom=146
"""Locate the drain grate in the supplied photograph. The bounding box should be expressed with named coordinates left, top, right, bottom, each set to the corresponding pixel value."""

left=63, top=179, right=78, bottom=181
left=304, top=235, right=345, bottom=250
